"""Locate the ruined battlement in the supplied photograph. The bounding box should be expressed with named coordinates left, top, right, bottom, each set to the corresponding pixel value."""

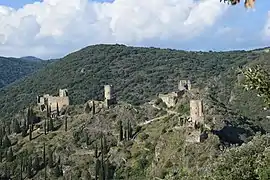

left=37, top=89, right=70, bottom=112
left=158, top=92, right=182, bottom=108
left=178, top=80, right=191, bottom=91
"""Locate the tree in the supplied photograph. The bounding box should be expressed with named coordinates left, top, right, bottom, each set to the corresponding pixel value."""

left=32, top=154, right=40, bottom=172
left=26, top=156, right=33, bottom=178
left=85, top=103, right=91, bottom=114
left=2, top=134, right=11, bottom=148
left=119, top=120, right=123, bottom=141
left=12, top=119, right=21, bottom=134
left=7, top=147, right=13, bottom=162
left=241, top=65, right=270, bottom=108
left=56, top=103, right=60, bottom=116
left=48, top=147, right=54, bottom=168
left=220, top=0, right=255, bottom=8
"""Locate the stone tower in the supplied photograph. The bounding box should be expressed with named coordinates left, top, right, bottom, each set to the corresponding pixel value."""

left=178, top=80, right=191, bottom=91
left=104, top=85, right=116, bottom=108
left=59, top=89, right=68, bottom=97
left=190, top=100, right=204, bottom=126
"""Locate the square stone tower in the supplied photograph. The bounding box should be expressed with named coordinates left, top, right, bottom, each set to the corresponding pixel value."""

left=190, top=100, right=204, bottom=126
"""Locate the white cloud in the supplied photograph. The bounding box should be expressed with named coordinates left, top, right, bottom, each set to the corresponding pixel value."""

left=0, top=0, right=228, bottom=59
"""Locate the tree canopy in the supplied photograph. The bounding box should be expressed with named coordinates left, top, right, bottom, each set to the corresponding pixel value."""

left=220, top=0, right=255, bottom=8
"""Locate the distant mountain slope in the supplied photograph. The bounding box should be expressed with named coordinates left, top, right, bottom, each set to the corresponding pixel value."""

left=20, top=56, right=43, bottom=62
left=0, top=56, right=50, bottom=89
left=0, top=44, right=264, bottom=121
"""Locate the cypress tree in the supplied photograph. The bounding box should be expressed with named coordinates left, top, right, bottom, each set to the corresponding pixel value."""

left=85, top=103, right=91, bottom=114
left=2, top=134, right=11, bottom=148
left=0, top=125, right=3, bottom=147
left=48, top=147, right=54, bottom=168
left=92, top=101, right=96, bottom=115
left=95, top=159, right=101, bottom=180
left=119, top=120, right=123, bottom=141
left=46, top=104, right=50, bottom=118
left=124, top=129, right=127, bottom=141
left=26, top=156, right=32, bottom=178
left=44, top=118, right=47, bottom=135
left=100, top=135, right=105, bottom=180
left=20, top=156, right=23, bottom=180
left=64, top=117, right=68, bottom=132
left=29, top=124, right=32, bottom=141
left=13, top=119, right=21, bottom=134
left=127, top=120, right=130, bottom=140
left=56, top=103, right=60, bottom=116
left=43, top=143, right=47, bottom=180
left=7, top=147, right=13, bottom=162
left=33, top=154, right=40, bottom=172
left=48, top=118, right=54, bottom=131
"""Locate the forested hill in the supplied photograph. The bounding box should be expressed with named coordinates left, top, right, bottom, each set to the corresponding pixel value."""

left=0, top=56, right=50, bottom=89
left=0, top=44, right=268, bottom=120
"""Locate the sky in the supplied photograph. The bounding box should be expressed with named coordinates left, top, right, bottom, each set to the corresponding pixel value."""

left=0, top=0, right=269, bottom=59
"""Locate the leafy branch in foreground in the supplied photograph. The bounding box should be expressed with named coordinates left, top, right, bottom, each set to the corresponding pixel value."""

left=241, top=65, right=270, bottom=107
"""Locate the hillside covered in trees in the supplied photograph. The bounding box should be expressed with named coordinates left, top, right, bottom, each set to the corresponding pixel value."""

left=0, top=57, right=50, bottom=89
left=0, top=44, right=270, bottom=179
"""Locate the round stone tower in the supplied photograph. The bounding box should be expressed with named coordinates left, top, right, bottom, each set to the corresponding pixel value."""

left=104, top=85, right=113, bottom=100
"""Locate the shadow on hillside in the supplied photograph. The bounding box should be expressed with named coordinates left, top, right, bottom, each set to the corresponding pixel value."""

left=212, top=119, right=266, bottom=145
left=212, top=126, right=247, bottom=145
left=208, top=95, right=266, bottom=145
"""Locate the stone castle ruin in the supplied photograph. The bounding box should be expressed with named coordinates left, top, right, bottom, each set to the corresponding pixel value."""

left=186, top=99, right=205, bottom=143
left=178, top=80, right=191, bottom=91
left=189, top=100, right=204, bottom=127
left=158, top=79, right=191, bottom=107
left=104, top=85, right=117, bottom=108
left=37, top=89, right=69, bottom=112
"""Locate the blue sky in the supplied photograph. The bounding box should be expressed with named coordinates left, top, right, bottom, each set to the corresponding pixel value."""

left=0, top=0, right=269, bottom=59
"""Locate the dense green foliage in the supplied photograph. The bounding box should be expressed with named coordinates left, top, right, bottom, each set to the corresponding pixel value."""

left=0, top=44, right=262, bottom=121
left=0, top=44, right=270, bottom=179
left=0, top=56, right=49, bottom=89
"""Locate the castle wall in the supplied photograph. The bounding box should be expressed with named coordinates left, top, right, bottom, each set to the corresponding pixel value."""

left=158, top=92, right=179, bottom=108
left=178, top=80, right=191, bottom=91
left=47, top=96, right=69, bottom=111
